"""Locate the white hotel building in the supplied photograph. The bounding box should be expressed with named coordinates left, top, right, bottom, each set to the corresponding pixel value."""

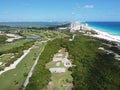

left=70, top=21, right=81, bottom=32
left=70, top=21, right=88, bottom=32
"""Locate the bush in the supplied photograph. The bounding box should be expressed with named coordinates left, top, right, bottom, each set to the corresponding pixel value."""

left=61, top=35, right=120, bottom=90
left=0, top=35, right=7, bottom=44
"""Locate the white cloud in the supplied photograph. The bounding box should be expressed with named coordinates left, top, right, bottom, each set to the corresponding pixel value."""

left=84, top=5, right=94, bottom=9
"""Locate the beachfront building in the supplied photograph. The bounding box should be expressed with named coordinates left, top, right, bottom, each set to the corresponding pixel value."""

left=70, top=21, right=91, bottom=32
left=82, top=24, right=90, bottom=30
left=70, top=21, right=81, bottom=32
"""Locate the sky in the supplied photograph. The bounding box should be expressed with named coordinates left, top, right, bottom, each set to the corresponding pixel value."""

left=0, top=0, right=120, bottom=22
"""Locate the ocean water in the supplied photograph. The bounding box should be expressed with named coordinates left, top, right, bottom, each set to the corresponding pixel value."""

left=86, top=22, right=120, bottom=36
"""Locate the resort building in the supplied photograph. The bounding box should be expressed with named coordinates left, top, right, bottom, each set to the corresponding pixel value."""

left=70, top=21, right=80, bottom=32
left=70, top=21, right=90, bottom=32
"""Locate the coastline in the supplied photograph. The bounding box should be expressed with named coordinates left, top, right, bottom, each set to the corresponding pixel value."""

left=86, top=26, right=120, bottom=43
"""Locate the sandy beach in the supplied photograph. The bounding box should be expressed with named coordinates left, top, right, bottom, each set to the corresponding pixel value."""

left=87, top=27, right=120, bottom=43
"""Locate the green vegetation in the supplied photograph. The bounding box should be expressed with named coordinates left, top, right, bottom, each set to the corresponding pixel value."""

left=26, top=39, right=62, bottom=90
left=0, top=25, right=10, bottom=28
left=0, top=27, right=120, bottom=90
left=109, top=46, right=120, bottom=55
left=61, top=35, right=120, bottom=90
left=0, top=40, right=34, bottom=71
left=20, top=29, right=68, bottom=40
left=0, top=39, right=30, bottom=53
left=46, top=61, right=65, bottom=68
left=0, top=35, right=7, bottom=44
left=25, top=34, right=120, bottom=90
left=0, top=53, right=14, bottom=68
left=46, top=70, right=72, bottom=90
left=47, top=23, right=70, bottom=30
left=0, top=42, right=45, bottom=90
left=0, top=29, right=68, bottom=89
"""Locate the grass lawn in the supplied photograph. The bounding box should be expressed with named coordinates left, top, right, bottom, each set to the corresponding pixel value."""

left=21, top=29, right=68, bottom=41
left=0, top=41, right=45, bottom=90
left=0, top=39, right=31, bottom=52
left=46, top=61, right=65, bottom=69
left=47, top=69, right=73, bottom=90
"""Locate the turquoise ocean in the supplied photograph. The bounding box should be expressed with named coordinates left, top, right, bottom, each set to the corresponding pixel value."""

left=86, top=22, right=120, bottom=36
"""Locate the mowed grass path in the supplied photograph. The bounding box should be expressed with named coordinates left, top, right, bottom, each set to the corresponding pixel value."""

left=0, top=41, right=45, bottom=90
